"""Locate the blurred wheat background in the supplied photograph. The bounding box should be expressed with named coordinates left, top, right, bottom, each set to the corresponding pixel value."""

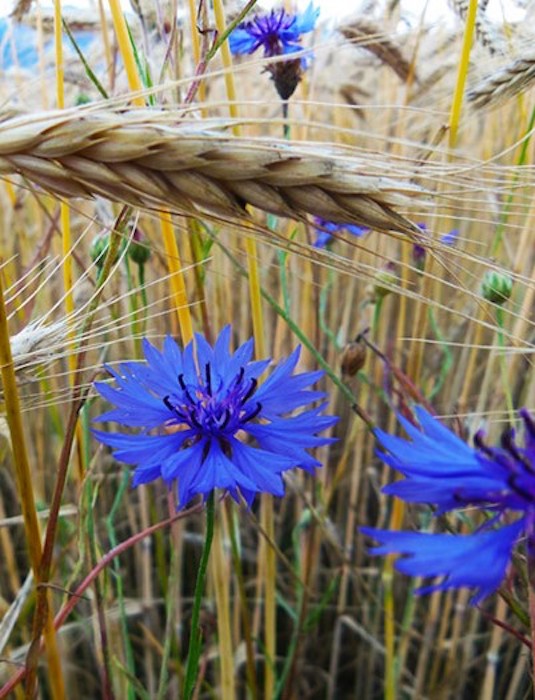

left=0, top=0, right=533, bottom=698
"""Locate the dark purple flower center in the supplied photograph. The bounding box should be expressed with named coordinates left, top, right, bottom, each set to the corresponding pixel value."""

left=247, top=10, right=297, bottom=56
left=471, top=413, right=535, bottom=507
left=163, top=363, right=261, bottom=438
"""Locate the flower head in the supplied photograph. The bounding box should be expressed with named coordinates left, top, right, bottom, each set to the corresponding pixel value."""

left=312, top=216, right=369, bottom=248
left=412, top=223, right=459, bottom=270
left=362, top=407, right=535, bottom=603
left=229, top=4, right=319, bottom=100
left=229, top=3, right=319, bottom=59
left=93, top=327, right=337, bottom=509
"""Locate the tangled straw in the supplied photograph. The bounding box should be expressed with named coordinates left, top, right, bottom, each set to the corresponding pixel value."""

left=0, top=107, right=424, bottom=235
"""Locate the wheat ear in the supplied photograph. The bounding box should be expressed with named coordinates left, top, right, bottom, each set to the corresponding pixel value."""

left=340, top=18, right=416, bottom=83
left=0, top=108, right=425, bottom=236
left=468, top=51, right=535, bottom=108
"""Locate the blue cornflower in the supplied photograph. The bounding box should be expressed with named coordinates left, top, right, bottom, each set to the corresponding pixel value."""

left=412, top=223, right=459, bottom=269
left=361, top=407, right=535, bottom=603
left=229, top=3, right=319, bottom=59
left=313, top=216, right=369, bottom=249
left=93, top=327, right=337, bottom=509
left=229, top=4, right=319, bottom=100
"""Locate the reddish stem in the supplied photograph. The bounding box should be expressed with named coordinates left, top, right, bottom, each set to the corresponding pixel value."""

left=0, top=504, right=202, bottom=698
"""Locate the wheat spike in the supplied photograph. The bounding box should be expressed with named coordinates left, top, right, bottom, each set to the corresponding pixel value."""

left=450, top=0, right=505, bottom=55
left=0, top=108, right=425, bottom=236
left=468, top=50, right=535, bottom=108
left=340, top=18, right=416, bottom=83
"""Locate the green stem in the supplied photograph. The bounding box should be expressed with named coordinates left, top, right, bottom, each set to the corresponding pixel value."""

left=495, top=305, right=515, bottom=421
left=183, top=493, right=216, bottom=700
left=491, top=103, right=535, bottom=255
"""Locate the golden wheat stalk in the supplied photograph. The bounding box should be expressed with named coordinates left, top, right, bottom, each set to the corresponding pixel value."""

left=468, top=50, right=535, bottom=108
left=0, top=108, right=425, bottom=236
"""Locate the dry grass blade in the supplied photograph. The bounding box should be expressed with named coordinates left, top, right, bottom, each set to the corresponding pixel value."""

left=0, top=108, right=425, bottom=236
left=10, top=0, right=33, bottom=21
left=340, top=18, right=416, bottom=83
left=468, top=50, right=535, bottom=108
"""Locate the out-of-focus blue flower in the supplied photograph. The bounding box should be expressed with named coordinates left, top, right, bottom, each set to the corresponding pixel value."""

left=362, top=407, right=535, bottom=603
left=229, top=3, right=319, bottom=59
left=0, top=18, right=94, bottom=70
left=229, top=4, right=319, bottom=100
left=313, top=216, right=369, bottom=248
left=94, top=326, right=337, bottom=509
left=412, top=223, right=459, bottom=269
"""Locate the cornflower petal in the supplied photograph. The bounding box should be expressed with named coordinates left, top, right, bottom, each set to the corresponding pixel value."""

left=362, top=520, right=524, bottom=604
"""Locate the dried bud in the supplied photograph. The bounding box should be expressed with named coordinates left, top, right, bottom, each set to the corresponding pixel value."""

left=341, top=338, right=367, bottom=377
left=268, top=58, right=303, bottom=100
left=481, top=270, right=513, bottom=305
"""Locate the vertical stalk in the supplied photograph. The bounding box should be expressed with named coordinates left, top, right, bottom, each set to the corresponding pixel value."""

left=0, top=273, right=65, bottom=700
left=448, top=0, right=479, bottom=148
left=160, top=212, right=194, bottom=344
left=107, top=0, right=145, bottom=105
left=183, top=494, right=216, bottom=700
left=210, top=510, right=236, bottom=699
left=210, top=1, right=273, bottom=694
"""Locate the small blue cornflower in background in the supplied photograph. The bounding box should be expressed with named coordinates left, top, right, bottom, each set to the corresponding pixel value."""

left=412, top=223, right=459, bottom=270
left=93, top=326, right=337, bottom=509
left=361, top=406, right=535, bottom=603
left=312, top=216, right=369, bottom=249
left=229, top=4, right=320, bottom=100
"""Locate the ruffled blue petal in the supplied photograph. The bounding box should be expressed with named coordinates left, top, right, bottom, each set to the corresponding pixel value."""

left=229, top=27, right=259, bottom=55
left=92, top=429, right=191, bottom=467
left=361, top=519, right=524, bottom=604
left=293, top=3, right=320, bottom=34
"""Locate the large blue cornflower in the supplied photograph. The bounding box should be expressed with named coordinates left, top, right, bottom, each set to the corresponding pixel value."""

left=229, top=3, right=319, bottom=59
left=361, top=407, right=535, bottom=603
left=312, top=216, right=369, bottom=249
left=93, top=327, right=337, bottom=509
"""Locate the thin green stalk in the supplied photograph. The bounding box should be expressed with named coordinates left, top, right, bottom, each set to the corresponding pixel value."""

left=183, top=493, right=216, bottom=700
left=62, top=18, right=109, bottom=98
left=495, top=305, right=515, bottom=422
left=491, top=104, right=535, bottom=255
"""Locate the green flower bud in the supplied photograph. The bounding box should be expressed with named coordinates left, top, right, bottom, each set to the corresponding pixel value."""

left=481, top=270, right=513, bottom=305
left=128, top=228, right=151, bottom=265
left=90, top=233, right=122, bottom=268
left=372, top=263, right=399, bottom=301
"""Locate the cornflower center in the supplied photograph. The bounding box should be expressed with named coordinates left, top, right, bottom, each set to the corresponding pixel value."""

left=473, top=414, right=535, bottom=506
left=163, top=364, right=261, bottom=438
left=251, top=10, right=295, bottom=56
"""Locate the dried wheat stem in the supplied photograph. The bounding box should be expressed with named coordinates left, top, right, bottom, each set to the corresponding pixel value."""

left=0, top=108, right=424, bottom=235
